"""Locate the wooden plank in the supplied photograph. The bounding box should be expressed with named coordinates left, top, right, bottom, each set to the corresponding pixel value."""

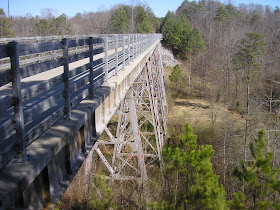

left=18, top=41, right=61, bottom=56
left=0, top=44, right=8, bottom=59
left=93, top=67, right=104, bottom=78
left=24, top=91, right=64, bottom=125
left=68, top=38, right=89, bottom=48
left=69, top=63, right=89, bottom=79
left=68, top=51, right=89, bottom=64
left=71, top=87, right=89, bottom=109
left=20, top=59, right=103, bottom=103
left=70, top=74, right=89, bottom=95
left=0, top=118, right=14, bottom=143
left=25, top=107, right=64, bottom=146
left=0, top=95, right=13, bottom=113
left=93, top=38, right=103, bottom=44
left=0, top=143, right=16, bottom=169
left=20, top=57, right=63, bottom=79
left=0, top=69, right=11, bottom=87
left=93, top=58, right=103, bottom=69
left=93, top=47, right=103, bottom=55
left=21, top=74, right=63, bottom=102
left=93, top=74, right=105, bottom=90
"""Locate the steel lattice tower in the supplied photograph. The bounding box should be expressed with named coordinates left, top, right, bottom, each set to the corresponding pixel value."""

left=93, top=44, right=167, bottom=187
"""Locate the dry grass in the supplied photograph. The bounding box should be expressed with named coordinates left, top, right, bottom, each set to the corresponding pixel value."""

left=165, top=65, right=245, bottom=138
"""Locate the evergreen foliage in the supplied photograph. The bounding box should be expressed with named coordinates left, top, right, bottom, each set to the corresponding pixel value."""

left=214, top=6, right=230, bottom=23
left=177, top=0, right=206, bottom=21
left=169, top=64, right=183, bottom=90
left=109, top=7, right=130, bottom=34
left=109, top=5, right=155, bottom=34
left=233, top=32, right=266, bottom=80
left=159, top=123, right=227, bottom=209
left=90, top=173, right=116, bottom=209
left=0, top=8, right=14, bottom=37
left=136, top=18, right=153, bottom=33
left=134, top=6, right=154, bottom=33
left=33, top=14, right=73, bottom=36
left=229, top=130, right=280, bottom=209
left=161, top=12, right=204, bottom=58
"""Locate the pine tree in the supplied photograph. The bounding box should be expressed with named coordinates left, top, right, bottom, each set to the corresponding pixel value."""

left=233, top=32, right=266, bottom=163
left=0, top=8, right=14, bottom=37
left=90, top=173, right=116, bottom=209
left=169, top=64, right=183, bottom=90
left=214, top=6, right=230, bottom=23
left=161, top=123, right=227, bottom=209
left=229, top=130, right=280, bottom=209
left=109, top=7, right=130, bottom=34
left=136, top=18, right=153, bottom=33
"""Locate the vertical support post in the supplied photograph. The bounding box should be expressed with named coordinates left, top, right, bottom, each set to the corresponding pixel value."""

left=9, top=41, right=27, bottom=160
left=128, top=34, right=130, bottom=64
left=115, top=35, right=118, bottom=75
left=105, top=36, right=108, bottom=84
left=89, top=37, right=94, bottom=99
left=62, top=38, right=71, bottom=120
left=123, top=35, right=125, bottom=69
left=127, top=89, right=148, bottom=184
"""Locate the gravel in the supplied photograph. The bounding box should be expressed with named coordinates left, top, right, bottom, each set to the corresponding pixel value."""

left=161, top=45, right=181, bottom=67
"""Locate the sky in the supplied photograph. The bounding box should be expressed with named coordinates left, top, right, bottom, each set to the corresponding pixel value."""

left=0, top=0, right=279, bottom=18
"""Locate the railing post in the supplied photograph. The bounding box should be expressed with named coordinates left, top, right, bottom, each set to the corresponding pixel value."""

left=105, top=36, right=108, bottom=84
left=132, top=34, right=135, bottom=61
left=115, top=34, right=118, bottom=75
left=140, top=34, right=142, bottom=54
left=144, top=34, right=146, bottom=51
left=89, top=37, right=94, bottom=99
left=142, top=34, right=144, bottom=51
left=62, top=38, right=71, bottom=120
left=139, top=34, right=141, bottom=55
left=128, top=34, right=130, bottom=64
left=135, top=34, right=138, bottom=57
left=9, top=41, right=27, bottom=161
left=142, top=34, right=144, bottom=52
left=123, top=35, right=125, bottom=70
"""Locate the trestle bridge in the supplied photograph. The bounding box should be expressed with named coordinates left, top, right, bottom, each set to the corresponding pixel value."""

left=0, top=33, right=167, bottom=208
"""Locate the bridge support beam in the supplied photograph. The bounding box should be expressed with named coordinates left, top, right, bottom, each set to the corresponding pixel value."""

left=92, top=44, right=167, bottom=197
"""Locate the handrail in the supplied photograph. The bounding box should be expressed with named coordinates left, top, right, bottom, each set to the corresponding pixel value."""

left=0, top=33, right=162, bottom=168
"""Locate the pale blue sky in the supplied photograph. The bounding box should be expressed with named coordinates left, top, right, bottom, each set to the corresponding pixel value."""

left=0, top=0, right=279, bottom=18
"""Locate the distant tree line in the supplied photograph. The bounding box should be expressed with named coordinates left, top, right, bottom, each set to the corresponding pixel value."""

left=0, top=4, right=159, bottom=38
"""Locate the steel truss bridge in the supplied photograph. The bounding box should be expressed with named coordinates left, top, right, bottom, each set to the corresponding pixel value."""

left=0, top=33, right=167, bottom=208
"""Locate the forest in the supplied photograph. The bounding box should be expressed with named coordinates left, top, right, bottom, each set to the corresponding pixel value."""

left=1, top=0, right=280, bottom=209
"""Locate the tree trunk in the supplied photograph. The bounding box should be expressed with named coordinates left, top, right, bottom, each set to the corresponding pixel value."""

left=244, top=72, right=250, bottom=163
left=223, top=129, right=226, bottom=187
left=188, top=57, right=192, bottom=95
